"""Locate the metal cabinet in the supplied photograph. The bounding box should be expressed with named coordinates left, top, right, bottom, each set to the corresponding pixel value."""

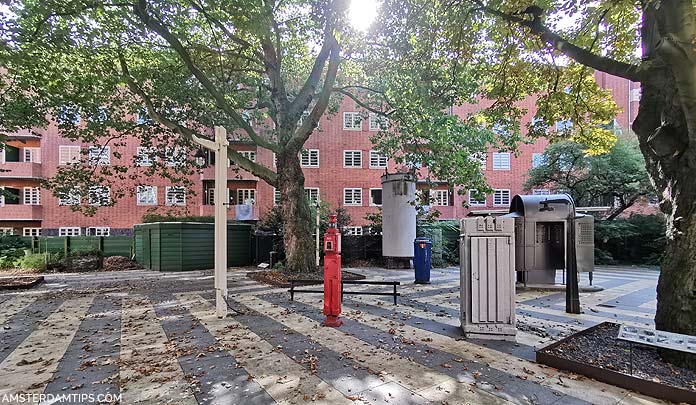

left=460, top=216, right=516, bottom=341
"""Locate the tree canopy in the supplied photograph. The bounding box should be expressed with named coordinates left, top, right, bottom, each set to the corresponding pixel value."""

left=525, top=139, right=654, bottom=219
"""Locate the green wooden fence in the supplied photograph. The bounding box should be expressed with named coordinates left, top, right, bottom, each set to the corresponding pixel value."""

left=31, top=236, right=134, bottom=257
left=134, top=222, right=253, bottom=271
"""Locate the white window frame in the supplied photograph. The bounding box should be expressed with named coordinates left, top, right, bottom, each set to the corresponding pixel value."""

left=165, top=147, right=185, bottom=167
left=533, top=189, right=550, bottom=195
left=493, top=189, right=511, bottom=206
left=368, top=113, right=386, bottom=131
left=273, top=188, right=281, bottom=206
left=304, top=188, right=320, bottom=205
left=87, top=227, right=110, bottom=237
left=165, top=186, right=186, bottom=206
left=0, top=228, right=15, bottom=236
left=369, top=188, right=383, bottom=206
left=468, top=190, right=486, bottom=206
left=89, top=146, right=110, bottom=166
left=23, top=228, right=41, bottom=237
left=343, top=188, right=362, bottom=206
left=430, top=189, right=449, bottom=206
left=205, top=187, right=215, bottom=205
left=23, top=147, right=41, bottom=163
left=59, top=146, right=81, bottom=165
left=556, top=120, right=573, bottom=131
left=136, top=147, right=156, bottom=167
left=59, top=227, right=81, bottom=236
left=492, top=152, right=511, bottom=170
left=343, top=112, right=362, bottom=131
left=23, top=187, right=40, bottom=205
left=345, top=226, right=363, bottom=236
left=239, top=151, right=257, bottom=162
left=136, top=185, right=158, bottom=206
left=343, top=150, right=363, bottom=168
left=369, top=151, right=388, bottom=168
left=300, top=149, right=319, bottom=168
left=473, top=153, right=487, bottom=170
left=58, top=188, right=81, bottom=206
left=237, top=189, right=256, bottom=205
left=88, top=186, right=111, bottom=206
left=532, top=153, right=545, bottom=168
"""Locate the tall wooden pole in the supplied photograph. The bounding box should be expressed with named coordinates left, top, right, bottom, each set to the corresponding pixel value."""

left=214, top=126, right=229, bottom=318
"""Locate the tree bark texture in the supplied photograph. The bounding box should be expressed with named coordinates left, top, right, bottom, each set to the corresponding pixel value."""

left=277, top=150, right=316, bottom=273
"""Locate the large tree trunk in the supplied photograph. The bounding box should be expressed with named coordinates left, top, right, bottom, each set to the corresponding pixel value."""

left=277, top=151, right=316, bottom=273
left=634, top=70, right=696, bottom=369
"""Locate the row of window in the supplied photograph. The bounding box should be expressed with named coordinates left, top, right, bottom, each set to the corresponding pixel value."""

left=296, top=150, right=389, bottom=169
left=57, top=186, right=186, bottom=207
left=0, top=227, right=110, bottom=237
left=342, top=112, right=387, bottom=131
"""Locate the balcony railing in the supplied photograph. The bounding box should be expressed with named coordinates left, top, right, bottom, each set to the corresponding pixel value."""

left=0, top=204, right=43, bottom=220
left=0, top=162, right=43, bottom=179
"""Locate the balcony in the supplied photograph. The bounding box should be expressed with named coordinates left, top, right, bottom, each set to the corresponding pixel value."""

left=0, top=162, right=43, bottom=179
left=197, top=204, right=260, bottom=220
left=0, top=205, right=43, bottom=221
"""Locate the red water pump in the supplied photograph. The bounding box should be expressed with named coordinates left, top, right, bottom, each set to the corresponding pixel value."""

left=322, top=214, right=342, bottom=327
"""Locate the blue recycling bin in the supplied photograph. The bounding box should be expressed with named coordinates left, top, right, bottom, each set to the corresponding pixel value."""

left=413, top=237, right=432, bottom=284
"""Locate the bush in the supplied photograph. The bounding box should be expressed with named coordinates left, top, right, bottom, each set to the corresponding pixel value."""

left=15, top=253, right=47, bottom=272
left=0, top=235, right=32, bottom=269
left=595, top=214, right=666, bottom=265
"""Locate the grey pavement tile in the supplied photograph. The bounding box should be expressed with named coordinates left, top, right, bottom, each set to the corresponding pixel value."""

left=42, top=295, right=121, bottom=403
left=0, top=296, right=65, bottom=364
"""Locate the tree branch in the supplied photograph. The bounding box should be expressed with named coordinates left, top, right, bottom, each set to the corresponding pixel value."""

left=118, top=53, right=278, bottom=185
left=473, top=1, right=651, bottom=82
left=133, top=0, right=280, bottom=153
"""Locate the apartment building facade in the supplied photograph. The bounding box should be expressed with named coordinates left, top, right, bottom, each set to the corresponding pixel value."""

left=0, top=72, right=640, bottom=237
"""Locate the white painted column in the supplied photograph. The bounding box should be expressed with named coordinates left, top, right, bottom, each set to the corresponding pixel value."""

left=214, top=126, right=229, bottom=318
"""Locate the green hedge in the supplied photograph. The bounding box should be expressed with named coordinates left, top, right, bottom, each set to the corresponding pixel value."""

left=595, top=214, right=665, bottom=265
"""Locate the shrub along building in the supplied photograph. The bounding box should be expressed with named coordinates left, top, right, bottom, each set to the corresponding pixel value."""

left=0, top=72, right=639, bottom=237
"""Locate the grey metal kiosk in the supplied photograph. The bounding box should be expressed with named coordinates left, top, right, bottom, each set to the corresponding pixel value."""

left=460, top=216, right=517, bottom=340
left=503, top=194, right=594, bottom=286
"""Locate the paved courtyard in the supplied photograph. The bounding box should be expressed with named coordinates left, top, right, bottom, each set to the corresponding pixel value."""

left=0, top=266, right=665, bottom=404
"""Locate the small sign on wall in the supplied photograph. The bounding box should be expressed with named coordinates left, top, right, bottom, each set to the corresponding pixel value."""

left=618, top=325, right=696, bottom=354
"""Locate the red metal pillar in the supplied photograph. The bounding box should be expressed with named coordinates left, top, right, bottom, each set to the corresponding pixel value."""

left=322, top=214, right=342, bottom=327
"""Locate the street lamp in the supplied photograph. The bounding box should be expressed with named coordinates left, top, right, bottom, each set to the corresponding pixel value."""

left=194, top=148, right=207, bottom=168
left=189, top=126, right=229, bottom=318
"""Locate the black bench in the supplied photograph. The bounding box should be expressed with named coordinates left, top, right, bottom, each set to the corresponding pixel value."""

left=289, top=279, right=401, bottom=305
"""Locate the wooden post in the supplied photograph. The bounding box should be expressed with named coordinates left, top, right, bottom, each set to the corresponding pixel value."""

left=214, top=126, right=229, bottom=318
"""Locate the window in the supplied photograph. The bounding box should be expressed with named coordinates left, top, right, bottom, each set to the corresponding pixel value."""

left=274, top=189, right=281, bottom=206
left=88, top=186, right=110, bottom=206
left=87, top=227, right=110, bottom=237
left=136, top=147, right=156, bottom=166
left=89, top=146, right=110, bottom=166
left=430, top=189, right=449, bottom=206
left=57, top=106, right=81, bottom=124
left=165, top=186, right=186, bottom=206
left=345, top=226, right=363, bottom=236
left=369, top=113, right=386, bottom=131
left=23, top=148, right=41, bottom=163
left=556, top=120, right=573, bottom=131
left=473, top=153, right=487, bottom=170
left=369, top=189, right=382, bottom=206
left=240, top=151, right=257, bottom=162
left=59, top=146, right=81, bottom=165
left=344, top=188, right=362, bottom=206
left=532, top=153, right=545, bottom=168
left=237, top=189, right=256, bottom=205
left=137, top=186, right=158, bottom=206
left=58, top=188, right=81, bottom=206
left=23, top=228, right=41, bottom=237
left=205, top=188, right=215, bottom=205
left=492, top=152, right=511, bottom=170
left=343, top=150, right=362, bottom=168
left=533, top=189, right=550, bottom=195
left=0, top=228, right=15, bottom=236
left=300, top=149, right=319, bottom=167
left=137, top=108, right=150, bottom=124
left=59, top=227, right=81, bottom=236
left=493, top=189, right=511, bottom=206
left=343, top=112, right=362, bottom=130
left=23, top=187, right=40, bottom=205
left=468, top=190, right=486, bottom=206
left=369, top=151, right=388, bottom=168
left=165, top=147, right=185, bottom=167
left=304, top=188, right=320, bottom=205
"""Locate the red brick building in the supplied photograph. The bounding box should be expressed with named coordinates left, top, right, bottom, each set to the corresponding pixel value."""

left=0, top=72, right=640, bottom=236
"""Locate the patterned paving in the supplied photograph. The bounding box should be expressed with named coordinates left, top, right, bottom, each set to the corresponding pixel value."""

left=0, top=266, right=667, bottom=404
